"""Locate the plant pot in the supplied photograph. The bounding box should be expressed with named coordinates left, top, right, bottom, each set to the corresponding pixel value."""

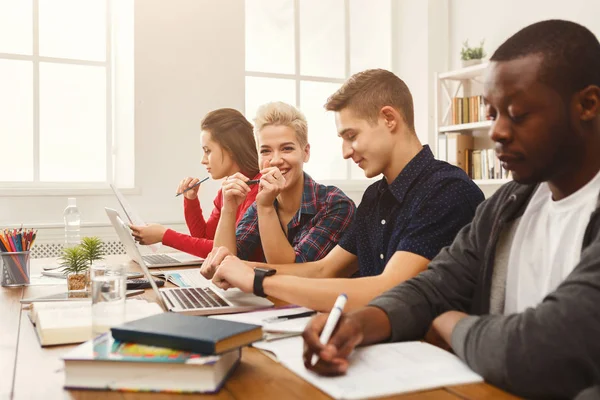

left=461, top=59, right=483, bottom=68
left=67, top=273, right=87, bottom=292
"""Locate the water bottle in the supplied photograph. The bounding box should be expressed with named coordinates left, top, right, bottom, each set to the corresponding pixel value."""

left=64, top=198, right=81, bottom=248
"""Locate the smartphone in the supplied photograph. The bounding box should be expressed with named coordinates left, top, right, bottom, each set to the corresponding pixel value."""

left=126, top=279, right=165, bottom=290
left=19, top=289, right=145, bottom=304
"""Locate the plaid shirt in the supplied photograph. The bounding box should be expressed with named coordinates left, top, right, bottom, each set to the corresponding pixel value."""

left=236, top=173, right=356, bottom=262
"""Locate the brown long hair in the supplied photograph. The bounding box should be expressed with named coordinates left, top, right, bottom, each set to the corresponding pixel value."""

left=200, top=108, right=259, bottom=178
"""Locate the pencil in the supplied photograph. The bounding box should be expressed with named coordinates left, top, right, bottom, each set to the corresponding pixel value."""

left=175, top=176, right=210, bottom=197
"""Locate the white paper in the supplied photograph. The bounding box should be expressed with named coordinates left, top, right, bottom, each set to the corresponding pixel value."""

left=29, top=273, right=68, bottom=286
left=110, top=184, right=161, bottom=253
left=254, top=337, right=483, bottom=400
left=210, top=307, right=314, bottom=333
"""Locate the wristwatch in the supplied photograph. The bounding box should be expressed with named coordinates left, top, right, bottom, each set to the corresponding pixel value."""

left=253, top=267, right=276, bottom=297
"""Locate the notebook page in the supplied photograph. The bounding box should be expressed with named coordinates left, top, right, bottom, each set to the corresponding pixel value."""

left=254, top=337, right=483, bottom=400
left=210, top=307, right=314, bottom=333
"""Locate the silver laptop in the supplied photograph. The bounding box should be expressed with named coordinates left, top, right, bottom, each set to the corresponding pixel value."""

left=106, top=207, right=273, bottom=315
left=108, top=186, right=203, bottom=268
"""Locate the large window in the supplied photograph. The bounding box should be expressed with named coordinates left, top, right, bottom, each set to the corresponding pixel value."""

left=0, top=0, right=133, bottom=191
left=245, top=0, right=392, bottom=181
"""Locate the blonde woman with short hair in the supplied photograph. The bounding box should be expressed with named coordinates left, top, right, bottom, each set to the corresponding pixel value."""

left=211, top=101, right=355, bottom=264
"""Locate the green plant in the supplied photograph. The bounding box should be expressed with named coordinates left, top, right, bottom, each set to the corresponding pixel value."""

left=59, top=246, right=89, bottom=275
left=80, top=236, right=105, bottom=266
left=460, top=40, right=486, bottom=61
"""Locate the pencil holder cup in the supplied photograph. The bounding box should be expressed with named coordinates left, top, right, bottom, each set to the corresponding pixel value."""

left=0, top=251, right=31, bottom=287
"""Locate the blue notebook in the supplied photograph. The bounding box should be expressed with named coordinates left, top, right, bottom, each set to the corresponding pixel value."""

left=110, top=312, right=263, bottom=355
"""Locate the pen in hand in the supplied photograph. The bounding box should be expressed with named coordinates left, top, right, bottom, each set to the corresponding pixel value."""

left=176, top=176, right=209, bottom=197
left=311, top=294, right=347, bottom=366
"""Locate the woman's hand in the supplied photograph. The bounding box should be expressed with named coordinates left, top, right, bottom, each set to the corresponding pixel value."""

left=255, top=167, right=286, bottom=208
left=221, top=173, right=252, bottom=212
left=177, top=177, right=201, bottom=200
left=129, top=224, right=167, bottom=245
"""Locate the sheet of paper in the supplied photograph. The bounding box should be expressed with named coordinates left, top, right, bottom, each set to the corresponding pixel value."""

left=210, top=307, right=314, bottom=333
left=254, top=337, right=483, bottom=400
left=110, top=184, right=161, bottom=253
left=29, top=273, right=68, bottom=286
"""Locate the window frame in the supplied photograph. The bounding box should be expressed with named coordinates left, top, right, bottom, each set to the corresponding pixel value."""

left=244, top=0, right=392, bottom=187
left=0, top=0, right=131, bottom=196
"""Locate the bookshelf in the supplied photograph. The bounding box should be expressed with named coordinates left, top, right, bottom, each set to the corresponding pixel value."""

left=434, top=62, right=511, bottom=192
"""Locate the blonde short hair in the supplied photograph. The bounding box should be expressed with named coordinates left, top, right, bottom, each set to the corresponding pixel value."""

left=253, top=102, right=309, bottom=148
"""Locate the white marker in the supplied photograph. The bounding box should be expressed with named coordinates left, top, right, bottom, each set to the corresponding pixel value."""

left=311, top=293, right=348, bottom=366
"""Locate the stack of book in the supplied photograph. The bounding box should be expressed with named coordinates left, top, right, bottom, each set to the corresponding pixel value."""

left=451, top=96, right=487, bottom=125
left=62, top=312, right=263, bottom=393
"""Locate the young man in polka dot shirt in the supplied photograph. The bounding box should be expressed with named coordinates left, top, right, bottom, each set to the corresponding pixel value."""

left=201, top=69, right=484, bottom=312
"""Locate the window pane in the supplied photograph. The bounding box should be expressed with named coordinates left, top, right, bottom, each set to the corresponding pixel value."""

left=300, top=81, right=346, bottom=180
left=349, top=0, right=392, bottom=74
left=0, top=0, right=32, bottom=55
left=39, top=63, right=106, bottom=182
left=299, top=0, right=345, bottom=78
left=245, top=76, right=296, bottom=122
left=39, top=0, right=106, bottom=61
left=245, top=0, right=294, bottom=74
left=0, top=59, right=33, bottom=181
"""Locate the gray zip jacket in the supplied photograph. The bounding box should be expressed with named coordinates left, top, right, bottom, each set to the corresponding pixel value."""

left=370, top=181, right=600, bottom=399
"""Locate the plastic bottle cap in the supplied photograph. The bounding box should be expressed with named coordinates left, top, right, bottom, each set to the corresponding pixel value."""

left=68, top=198, right=77, bottom=207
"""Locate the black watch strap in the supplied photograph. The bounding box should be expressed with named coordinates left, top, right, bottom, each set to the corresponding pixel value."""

left=253, top=268, right=276, bottom=297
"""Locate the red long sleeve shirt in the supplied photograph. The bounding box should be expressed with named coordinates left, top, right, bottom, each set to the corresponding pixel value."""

left=162, top=176, right=261, bottom=260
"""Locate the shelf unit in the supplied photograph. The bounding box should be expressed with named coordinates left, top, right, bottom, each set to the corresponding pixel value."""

left=434, top=62, right=510, bottom=194
left=438, top=120, right=492, bottom=133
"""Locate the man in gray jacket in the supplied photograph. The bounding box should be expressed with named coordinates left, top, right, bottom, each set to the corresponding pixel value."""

left=302, top=19, right=600, bottom=399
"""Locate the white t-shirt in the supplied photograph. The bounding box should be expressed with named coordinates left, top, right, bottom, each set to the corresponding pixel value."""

left=504, top=169, right=600, bottom=314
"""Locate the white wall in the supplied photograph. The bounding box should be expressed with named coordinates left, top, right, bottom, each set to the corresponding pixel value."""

left=393, top=0, right=449, bottom=147
left=1, top=0, right=245, bottom=241
left=448, top=0, right=600, bottom=70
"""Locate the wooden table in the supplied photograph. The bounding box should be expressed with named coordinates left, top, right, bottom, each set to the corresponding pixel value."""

left=1, top=256, right=520, bottom=400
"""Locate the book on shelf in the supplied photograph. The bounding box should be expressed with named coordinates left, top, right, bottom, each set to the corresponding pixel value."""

left=110, top=312, right=263, bottom=355
left=466, top=148, right=512, bottom=181
left=451, top=96, right=486, bottom=125
left=62, top=333, right=240, bottom=393
left=29, top=299, right=163, bottom=346
left=445, top=133, right=473, bottom=174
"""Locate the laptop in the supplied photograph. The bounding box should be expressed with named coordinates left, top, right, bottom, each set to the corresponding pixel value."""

left=109, top=185, right=204, bottom=268
left=106, top=207, right=274, bottom=315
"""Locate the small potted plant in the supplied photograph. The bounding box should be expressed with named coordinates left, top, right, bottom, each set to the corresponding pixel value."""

left=460, top=40, right=486, bottom=67
left=80, top=236, right=106, bottom=267
left=59, top=246, right=89, bottom=292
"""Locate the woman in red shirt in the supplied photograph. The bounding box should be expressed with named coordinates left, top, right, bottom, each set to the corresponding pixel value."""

left=130, top=108, right=261, bottom=258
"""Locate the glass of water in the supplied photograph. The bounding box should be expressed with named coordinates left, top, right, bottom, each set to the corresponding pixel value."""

left=91, top=264, right=126, bottom=336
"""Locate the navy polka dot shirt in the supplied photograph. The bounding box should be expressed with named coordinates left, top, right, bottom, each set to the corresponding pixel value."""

left=339, top=145, right=485, bottom=277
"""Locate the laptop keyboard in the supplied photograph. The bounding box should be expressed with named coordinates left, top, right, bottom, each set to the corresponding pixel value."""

left=169, top=287, right=229, bottom=309
left=142, top=254, right=179, bottom=265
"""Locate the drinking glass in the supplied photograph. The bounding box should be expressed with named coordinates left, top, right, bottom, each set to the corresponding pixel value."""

left=91, top=264, right=126, bottom=336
